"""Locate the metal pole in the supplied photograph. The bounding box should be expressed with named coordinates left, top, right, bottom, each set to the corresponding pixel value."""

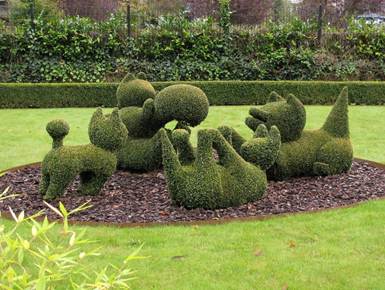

left=317, top=4, right=323, bottom=46
left=126, top=1, right=131, bottom=39
left=30, top=0, right=35, bottom=31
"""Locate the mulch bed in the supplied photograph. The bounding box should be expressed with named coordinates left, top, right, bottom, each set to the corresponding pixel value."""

left=0, top=159, right=385, bottom=225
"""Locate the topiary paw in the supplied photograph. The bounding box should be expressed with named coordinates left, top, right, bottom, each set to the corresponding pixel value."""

left=241, top=125, right=281, bottom=170
left=313, top=162, right=332, bottom=176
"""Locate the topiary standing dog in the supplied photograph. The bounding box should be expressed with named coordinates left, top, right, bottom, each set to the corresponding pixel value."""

left=220, top=87, right=353, bottom=180
left=160, top=125, right=281, bottom=210
left=40, top=108, right=127, bottom=200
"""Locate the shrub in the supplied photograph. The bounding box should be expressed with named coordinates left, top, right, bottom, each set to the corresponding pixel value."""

left=46, top=119, right=70, bottom=148
left=154, top=84, right=210, bottom=126
left=88, top=107, right=128, bottom=151
left=116, top=73, right=156, bottom=108
left=2, top=15, right=385, bottom=82
left=238, top=88, right=353, bottom=180
left=116, top=81, right=209, bottom=172
left=160, top=128, right=275, bottom=209
left=117, top=129, right=166, bottom=172
left=246, top=92, right=306, bottom=142
left=40, top=108, right=127, bottom=199
left=1, top=81, right=385, bottom=108
left=0, top=193, right=142, bottom=289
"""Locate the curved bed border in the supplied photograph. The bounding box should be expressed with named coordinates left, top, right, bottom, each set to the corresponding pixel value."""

left=0, top=158, right=384, bottom=228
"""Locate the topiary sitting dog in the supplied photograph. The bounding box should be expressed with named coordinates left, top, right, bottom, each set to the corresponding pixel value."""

left=40, top=108, right=127, bottom=200
left=116, top=73, right=209, bottom=172
left=220, top=87, right=353, bottom=180
left=159, top=125, right=281, bottom=210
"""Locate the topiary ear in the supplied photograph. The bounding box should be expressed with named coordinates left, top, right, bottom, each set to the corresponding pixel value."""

left=121, top=73, right=136, bottom=83
left=110, top=108, right=121, bottom=123
left=267, top=91, right=285, bottom=103
left=269, top=125, right=281, bottom=143
left=254, top=124, right=268, bottom=138
left=137, top=72, right=147, bottom=80
left=91, top=107, right=103, bottom=123
left=286, top=94, right=303, bottom=108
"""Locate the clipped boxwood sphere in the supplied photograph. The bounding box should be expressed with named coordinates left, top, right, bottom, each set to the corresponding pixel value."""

left=46, top=119, right=70, bottom=139
left=117, top=79, right=156, bottom=108
left=154, top=84, right=209, bottom=126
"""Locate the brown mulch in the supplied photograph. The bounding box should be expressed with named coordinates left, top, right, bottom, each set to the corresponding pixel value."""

left=0, top=159, right=384, bottom=225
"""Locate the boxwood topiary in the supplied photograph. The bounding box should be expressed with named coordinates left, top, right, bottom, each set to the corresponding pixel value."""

left=116, top=81, right=210, bottom=172
left=222, top=87, right=353, bottom=180
left=268, top=88, right=353, bottom=179
left=154, top=84, right=209, bottom=126
left=116, top=73, right=157, bottom=108
left=160, top=126, right=280, bottom=210
left=246, top=91, right=306, bottom=143
left=40, top=108, right=127, bottom=200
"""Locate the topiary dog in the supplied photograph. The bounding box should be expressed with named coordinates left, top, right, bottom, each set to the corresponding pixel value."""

left=220, top=87, right=353, bottom=180
left=116, top=72, right=209, bottom=172
left=160, top=125, right=281, bottom=210
left=40, top=108, right=127, bottom=200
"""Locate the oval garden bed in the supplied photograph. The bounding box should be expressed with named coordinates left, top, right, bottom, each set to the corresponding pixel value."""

left=0, top=159, right=384, bottom=225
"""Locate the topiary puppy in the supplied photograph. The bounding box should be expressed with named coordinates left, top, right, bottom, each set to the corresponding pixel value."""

left=160, top=126, right=281, bottom=210
left=40, top=108, right=127, bottom=200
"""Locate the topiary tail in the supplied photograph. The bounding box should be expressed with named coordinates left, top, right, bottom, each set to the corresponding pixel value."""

left=322, top=87, right=349, bottom=138
left=46, top=120, right=70, bottom=149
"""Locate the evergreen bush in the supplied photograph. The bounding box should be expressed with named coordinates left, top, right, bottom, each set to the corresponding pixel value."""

left=40, top=108, right=127, bottom=199
left=160, top=126, right=280, bottom=209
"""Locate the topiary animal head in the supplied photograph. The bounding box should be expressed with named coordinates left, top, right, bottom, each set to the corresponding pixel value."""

left=116, top=72, right=156, bottom=108
left=240, top=124, right=281, bottom=170
left=88, top=108, right=128, bottom=151
left=245, top=92, right=306, bottom=142
left=154, top=84, right=209, bottom=127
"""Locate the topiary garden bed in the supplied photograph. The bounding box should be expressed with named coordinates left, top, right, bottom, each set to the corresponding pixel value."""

left=1, top=159, right=384, bottom=225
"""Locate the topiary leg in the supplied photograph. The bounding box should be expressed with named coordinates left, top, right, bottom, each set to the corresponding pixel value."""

left=314, top=139, right=353, bottom=176
left=171, top=129, right=195, bottom=165
left=313, top=162, right=332, bottom=176
left=245, top=116, right=264, bottom=133
left=79, top=172, right=108, bottom=196
left=44, top=179, right=69, bottom=200
left=194, top=129, right=223, bottom=209
left=217, top=126, right=246, bottom=154
left=39, top=172, right=50, bottom=196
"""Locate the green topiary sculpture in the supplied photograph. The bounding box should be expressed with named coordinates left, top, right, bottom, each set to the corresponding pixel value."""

left=40, top=108, right=128, bottom=200
left=154, top=84, right=209, bottom=127
left=116, top=73, right=157, bottom=108
left=245, top=91, right=306, bottom=143
left=160, top=125, right=281, bottom=210
left=222, top=87, right=353, bottom=180
left=116, top=73, right=210, bottom=172
left=219, top=125, right=282, bottom=171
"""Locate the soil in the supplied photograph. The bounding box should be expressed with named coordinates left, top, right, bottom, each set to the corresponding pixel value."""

left=0, top=159, right=384, bottom=225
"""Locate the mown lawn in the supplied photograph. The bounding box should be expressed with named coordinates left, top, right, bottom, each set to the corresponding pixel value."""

left=1, top=105, right=385, bottom=289
left=0, top=106, right=385, bottom=171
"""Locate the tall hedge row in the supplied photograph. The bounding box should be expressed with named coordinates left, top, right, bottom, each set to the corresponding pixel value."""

left=1, top=81, right=385, bottom=108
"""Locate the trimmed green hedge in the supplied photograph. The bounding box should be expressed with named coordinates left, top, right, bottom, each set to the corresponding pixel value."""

left=1, top=81, right=385, bottom=108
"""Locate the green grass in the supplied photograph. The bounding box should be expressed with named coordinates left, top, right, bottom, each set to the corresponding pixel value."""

left=1, top=105, right=385, bottom=289
left=2, top=200, right=385, bottom=289
left=0, top=106, right=384, bottom=171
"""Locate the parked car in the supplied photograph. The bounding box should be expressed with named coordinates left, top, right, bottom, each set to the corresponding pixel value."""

left=355, top=13, right=385, bottom=25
